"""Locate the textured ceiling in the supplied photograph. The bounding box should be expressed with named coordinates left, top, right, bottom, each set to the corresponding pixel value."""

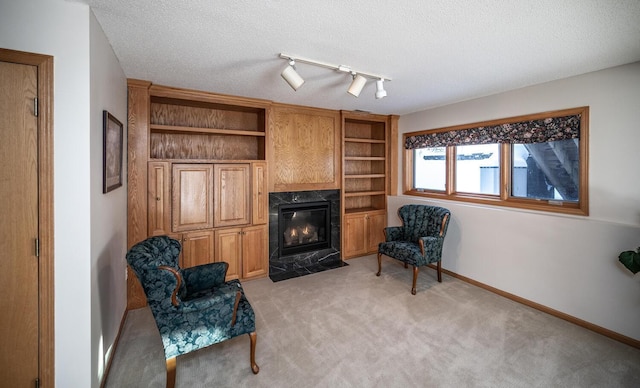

left=83, top=0, right=640, bottom=115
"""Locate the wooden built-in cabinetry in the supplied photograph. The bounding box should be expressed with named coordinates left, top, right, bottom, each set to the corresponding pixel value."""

left=127, top=80, right=271, bottom=309
left=128, top=80, right=398, bottom=308
left=172, top=163, right=214, bottom=232
left=341, top=112, right=397, bottom=258
left=343, top=211, right=386, bottom=258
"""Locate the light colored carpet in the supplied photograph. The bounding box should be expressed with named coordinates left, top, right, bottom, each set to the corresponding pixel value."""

left=105, top=255, right=640, bottom=388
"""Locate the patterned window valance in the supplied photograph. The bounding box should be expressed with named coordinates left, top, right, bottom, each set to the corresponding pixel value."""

left=404, top=114, right=581, bottom=149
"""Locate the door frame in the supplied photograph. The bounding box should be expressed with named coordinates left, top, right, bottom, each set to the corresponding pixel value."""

left=0, top=48, right=55, bottom=387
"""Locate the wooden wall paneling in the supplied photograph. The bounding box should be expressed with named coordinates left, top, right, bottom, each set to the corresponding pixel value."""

left=126, top=79, right=151, bottom=310
left=270, top=104, right=340, bottom=192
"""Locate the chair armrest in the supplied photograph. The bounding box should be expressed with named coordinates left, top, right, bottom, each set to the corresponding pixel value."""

left=178, top=282, right=240, bottom=315
left=384, top=226, right=404, bottom=242
left=418, top=236, right=445, bottom=260
left=153, top=266, right=183, bottom=308
left=182, top=261, right=229, bottom=293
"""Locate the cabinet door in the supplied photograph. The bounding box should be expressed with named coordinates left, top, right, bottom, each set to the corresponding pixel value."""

left=242, top=225, right=268, bottom=279
left=148, top=161, right=171, bottom=236
left=181, top=230, right=214, bottom=268
left=172, top=164, right=214, bottom=232
left=214, top=227, right=242, bottom=280
left=367, top=212, right=386, bottom=253
left=252, top=162, right=268, bottom=225
left=214, top=164, right=250, bottom=228
left=343, top=213, right=367, bottom=258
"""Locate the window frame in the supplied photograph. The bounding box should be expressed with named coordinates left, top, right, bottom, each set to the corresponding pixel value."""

left=403, top=107, right=589, bottom=216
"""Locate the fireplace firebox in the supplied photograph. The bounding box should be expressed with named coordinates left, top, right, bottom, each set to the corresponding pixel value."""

left=269, top=190, right=342, bottom=282
left=278, top=201, right=330, bottom=257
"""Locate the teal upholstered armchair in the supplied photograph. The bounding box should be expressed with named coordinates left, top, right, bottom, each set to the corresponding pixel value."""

left=377, top=204, right=451, bottom=295
left=126, top=236, right=259, bottom=388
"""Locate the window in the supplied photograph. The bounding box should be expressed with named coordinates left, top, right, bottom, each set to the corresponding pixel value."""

left=404, top=107, right=589, bottom=215
left=413, top=147, right=446, bottom=191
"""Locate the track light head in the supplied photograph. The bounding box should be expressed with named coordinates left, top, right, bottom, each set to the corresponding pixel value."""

left=281, top=59, right=305, bottom=91
left=375, top=78, right=387, bottom=99
left=347, top=73, right=367, bottom=97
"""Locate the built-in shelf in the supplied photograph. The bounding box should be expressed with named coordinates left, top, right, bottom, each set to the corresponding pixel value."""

left=150, top=124, right=266, bottom=136
left=344, top=137, right=386, bottom=144
left=344, top=190, right=386, bottom=197
left=344, top=156, right=386, bottom=161
left=148, top=91, right=267, bottom=161
left=345, top=174, right=386, bottom=179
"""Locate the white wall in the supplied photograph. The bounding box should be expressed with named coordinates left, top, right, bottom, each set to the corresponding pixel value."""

left=89, top=10, right=128, bottom=388
left=0, top=1, right=128, bottom=387
left=395, top=62, right=640, bottom=341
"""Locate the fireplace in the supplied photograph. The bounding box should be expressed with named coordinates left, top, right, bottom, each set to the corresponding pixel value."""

left=279, top=201, right=330, bottom=257
left=269, top=190, right=343, bottom=282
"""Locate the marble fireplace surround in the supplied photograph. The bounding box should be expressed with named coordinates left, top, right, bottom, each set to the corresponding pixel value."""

left=268, top=190, right=344, bottom=282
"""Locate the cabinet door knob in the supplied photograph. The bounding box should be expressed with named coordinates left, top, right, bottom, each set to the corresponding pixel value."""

left=156, top=196, right=161, bottom=201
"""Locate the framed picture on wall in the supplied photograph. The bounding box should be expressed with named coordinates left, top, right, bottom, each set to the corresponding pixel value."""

left=103, top=110, right=123, bottom=193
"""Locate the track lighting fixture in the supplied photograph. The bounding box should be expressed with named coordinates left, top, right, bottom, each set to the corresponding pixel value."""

left=279, top=53, right=390, bottom=99
left=347, top=73, right=367, bottom=97
left=281, top=58, right=305, bottom=91
left=375, top=78, right=387, bottom=99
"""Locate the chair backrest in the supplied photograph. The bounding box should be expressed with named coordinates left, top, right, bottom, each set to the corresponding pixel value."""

left=126, top=236, right=186, bottom=310
left=398, top=204, right=451, bottom=242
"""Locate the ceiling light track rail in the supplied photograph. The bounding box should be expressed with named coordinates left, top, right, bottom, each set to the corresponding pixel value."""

left=279, top=53, right=391, bottom=81
left=279, top=53, right=390, bottom=99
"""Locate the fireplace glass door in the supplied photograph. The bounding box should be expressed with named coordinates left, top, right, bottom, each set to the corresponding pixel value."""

left=278, top=201, right=330, bottom=256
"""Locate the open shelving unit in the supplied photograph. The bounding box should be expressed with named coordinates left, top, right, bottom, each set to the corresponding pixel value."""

left=341, top=112, right=391, bottom=258
left=148, top=90, right=268, bottom=161
left=342, top=115, right=388, bottom=214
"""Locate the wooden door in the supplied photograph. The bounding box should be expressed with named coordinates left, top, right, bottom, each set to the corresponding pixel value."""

left=148, top=161, right=171, bottom=236
left=343, top=213, right=367, bottom=258
left=252, top=162, right=268, bottom=225
left=0, top=60, right=39, bottom=386
left=172, top=164, right=214, bottom=232
left=214, top=228, right=242, bottom=280
left=181, top=230, right=214, bottom=268
left=242, top=225, right=268, bottom=279
left=367, top=212, right=386, bottom=253
left=214, top=164, right=250, bottom=227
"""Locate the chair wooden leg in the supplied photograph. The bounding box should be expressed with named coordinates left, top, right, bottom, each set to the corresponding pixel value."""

left=411, top=266, right=418, bottom=295
left=249, top=331, right=259, bottom=374
left=376, top=253, right=382, bottom=276
left=166, top=357, right=176, bottom=388
left=437, top=260, right=442, bottom=282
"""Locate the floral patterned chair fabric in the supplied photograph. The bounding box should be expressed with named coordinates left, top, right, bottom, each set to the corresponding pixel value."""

left=126, top=236, right=259, bottom=388
left=377, top=204, right=451, bottom=295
